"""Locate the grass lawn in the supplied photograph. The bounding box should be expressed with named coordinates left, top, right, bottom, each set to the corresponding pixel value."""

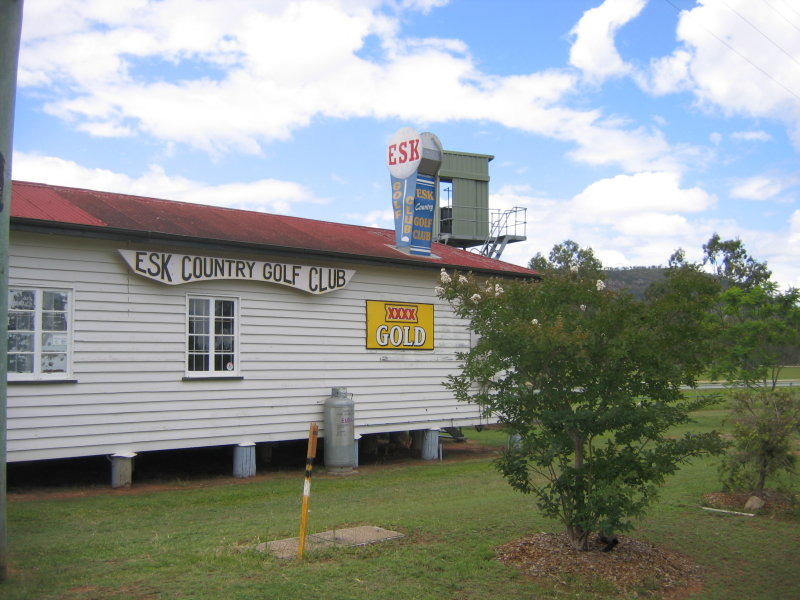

left=701, top=364, right=800, bottom=384
left=4, top=406, right=799, bottom=600
left=779, top=365, right=800, bottom=380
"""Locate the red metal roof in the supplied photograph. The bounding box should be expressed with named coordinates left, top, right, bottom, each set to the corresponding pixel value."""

left=10, top=180, right=538, bottom=277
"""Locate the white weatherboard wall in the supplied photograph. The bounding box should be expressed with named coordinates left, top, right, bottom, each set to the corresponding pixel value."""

left=8, top=232, right=484, bottom=462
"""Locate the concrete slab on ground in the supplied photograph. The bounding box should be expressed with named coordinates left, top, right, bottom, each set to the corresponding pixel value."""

left=258, top=526, right=404, bottom=559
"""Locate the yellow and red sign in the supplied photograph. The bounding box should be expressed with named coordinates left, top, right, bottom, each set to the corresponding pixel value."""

left=366, top=300, right=434, bottom=350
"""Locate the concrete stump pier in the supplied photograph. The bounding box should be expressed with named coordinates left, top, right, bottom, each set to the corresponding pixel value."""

left=110, top=452, right=136, bottom=488
left=233, top=442, right=256, bottom=478
left=412, top=429, right=440, bottom=460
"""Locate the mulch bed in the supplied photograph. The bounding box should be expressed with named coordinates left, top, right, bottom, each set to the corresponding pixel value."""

left=496, top=532, right=704, bottom=598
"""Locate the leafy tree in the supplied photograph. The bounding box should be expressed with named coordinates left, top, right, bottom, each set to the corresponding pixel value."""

left=719, top=387, right=800, bottom=496
left=688, top=234, right=800, bottom=388
left=692, top=234, right=800, bottom=496
left=437, top=247, right=724, bottom=550
left=528, top=239, right=603, bottom=277
left=712, top=284, right=800, bottom=389
left=702, top=233, right=771, bottom=290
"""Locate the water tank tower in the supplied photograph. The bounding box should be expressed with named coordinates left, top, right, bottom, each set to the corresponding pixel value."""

left=435, top=150, right=527, bottom=259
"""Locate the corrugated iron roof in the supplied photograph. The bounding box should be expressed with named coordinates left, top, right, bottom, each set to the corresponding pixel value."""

left=10, top=180, right=538, bottom=277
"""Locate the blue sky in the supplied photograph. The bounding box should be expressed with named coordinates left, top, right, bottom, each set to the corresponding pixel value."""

left=11, top=0, right=800, bottom=287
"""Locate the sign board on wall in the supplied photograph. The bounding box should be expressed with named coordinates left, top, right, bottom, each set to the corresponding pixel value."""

left=119, top=250, right=355, bottom=295
left=366, top=300, right=434, bottom=350
left=410, top=174, right=435, bottom=256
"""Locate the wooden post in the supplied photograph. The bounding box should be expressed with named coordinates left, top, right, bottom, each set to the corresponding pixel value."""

left=297, top=422, right=319, bottom=559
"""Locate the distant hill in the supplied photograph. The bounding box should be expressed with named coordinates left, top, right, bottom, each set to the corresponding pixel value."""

left=603, top=266, right=667, bottom=299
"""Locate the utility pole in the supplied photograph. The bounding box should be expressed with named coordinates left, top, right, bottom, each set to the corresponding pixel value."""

left=0, top=0, right=25, bottom=583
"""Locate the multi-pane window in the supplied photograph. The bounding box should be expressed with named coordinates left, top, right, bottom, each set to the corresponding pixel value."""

left=8, top=288, right=72, bottom=380
left=187, top=296, right=238, bottom=375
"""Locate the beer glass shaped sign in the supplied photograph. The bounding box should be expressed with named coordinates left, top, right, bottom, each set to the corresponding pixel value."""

left=387, top=127, right=422, bottom=248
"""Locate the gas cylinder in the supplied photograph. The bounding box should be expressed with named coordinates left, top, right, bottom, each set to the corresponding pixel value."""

left=323, top=387, right=355, bottom=474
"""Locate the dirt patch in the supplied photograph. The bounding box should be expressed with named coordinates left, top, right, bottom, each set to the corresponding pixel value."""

left=438, top=438, right=501, bottom=461
left=357, top=437, right=500, bottom=466
left=66, top=585, right=158, bottom=600
left=497, top=532, right=703, bottom=598
left=701, top=490, right=798, bottom=518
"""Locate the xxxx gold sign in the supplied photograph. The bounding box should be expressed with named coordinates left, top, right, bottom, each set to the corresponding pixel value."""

left=366, top=300, right=434, bottom=350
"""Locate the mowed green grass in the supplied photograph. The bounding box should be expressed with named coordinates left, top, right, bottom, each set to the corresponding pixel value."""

left=4, top=405, right=799, bottom=600
left=702, top=364, right=800, bottom=383
left=779, top=365, right=800, bottom=380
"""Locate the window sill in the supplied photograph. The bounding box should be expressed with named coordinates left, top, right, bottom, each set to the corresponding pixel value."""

left=9, top=379, right=79, bottom=385
left=182, top=375, right=244, bottom=382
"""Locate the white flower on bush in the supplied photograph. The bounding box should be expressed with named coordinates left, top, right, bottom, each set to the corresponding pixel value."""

left=495, top=284, right=504, bottom=296
left=435, top=286, right=445, bottom=296
left=531, top=318, right=539, bottom=326
left=458, top=275, right=469, bottom=284
left=596, top=280, right=606, bottom=291
left=470, top=294, right=482, bottom=303
left=440, top=269, right=451, bottom=284
left=580, top=304, right=586, bottom=312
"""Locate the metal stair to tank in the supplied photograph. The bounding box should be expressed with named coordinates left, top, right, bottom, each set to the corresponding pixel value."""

left=478, top=207, right=527, bottom=259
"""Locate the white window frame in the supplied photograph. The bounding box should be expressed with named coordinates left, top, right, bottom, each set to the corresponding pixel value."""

left=185, top=295, right=240, bottom=378
left=7, top=287, right=74, bottom=382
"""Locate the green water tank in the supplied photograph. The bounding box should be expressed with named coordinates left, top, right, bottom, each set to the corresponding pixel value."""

left=437, top=150, right=493, bottom=248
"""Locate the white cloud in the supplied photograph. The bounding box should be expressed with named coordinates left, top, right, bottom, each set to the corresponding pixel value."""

left=638, top=0, right=800, bottom=148
left=76, top=120, right=136, bottom=138
left=572, top=171, right=715, bottom=216
left=11, top=152, right=327, bottom=215
left=12, top=153, right=140, bottom=192
left=399, top=0, right=450, bottom=14
left=564, top=122, right=681, bottom=174
left=731, top=130, right=772, bottom=142
left=16, top=0, right=687, bottom=175
left=567, top=172, right=717, bottom=266
left=615, top=213, right=692, bottom=237
left=568, top=0, right=646, bottom=84
left=730, top=175, right=788, bottom=201
left=791, top=210, right=800, bottom=246
left=637, top=49, right=692, bottom=95
left=727, top=216, right=800, bottom=290
left=489, top=176, right=713, bottom=272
